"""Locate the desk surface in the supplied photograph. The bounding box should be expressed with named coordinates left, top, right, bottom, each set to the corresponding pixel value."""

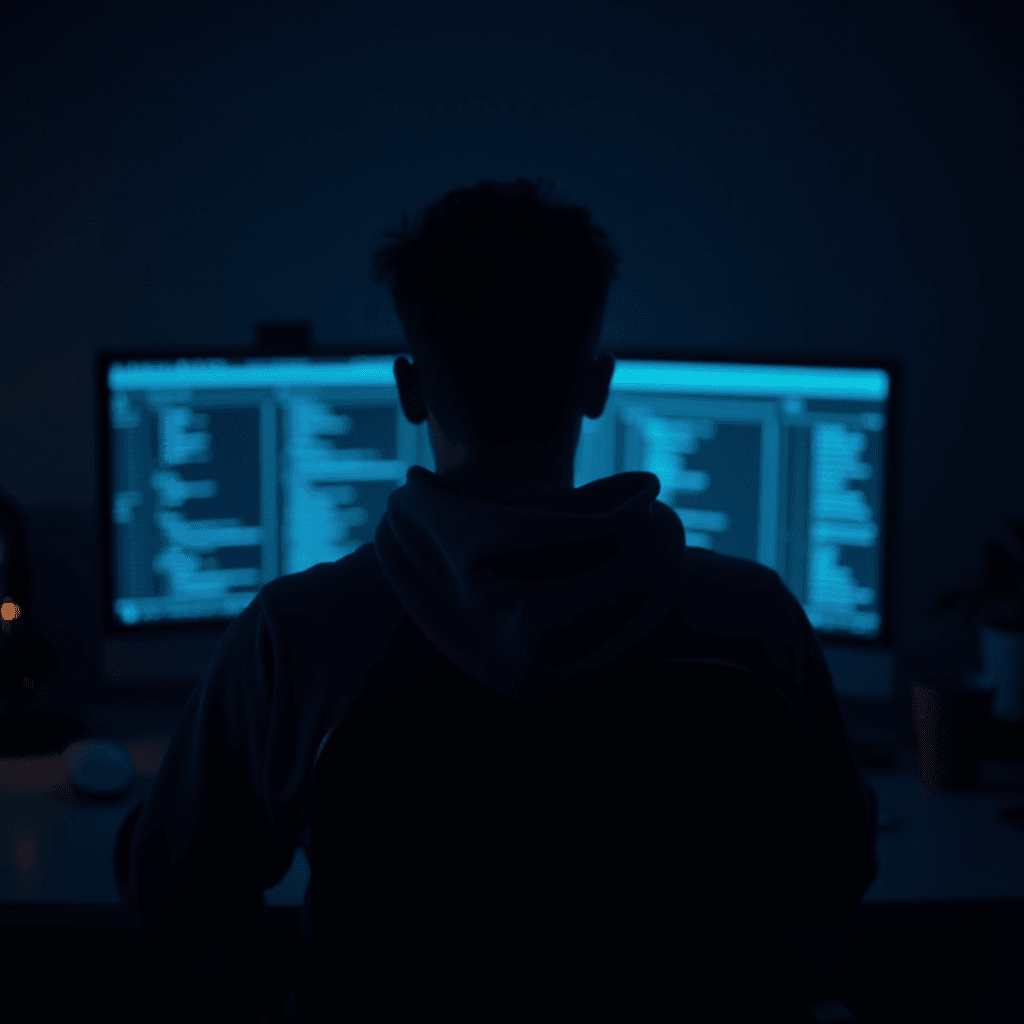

left=2, top=715, right=1024, bottom=913
left=863, top=747, right=1024, bottom=904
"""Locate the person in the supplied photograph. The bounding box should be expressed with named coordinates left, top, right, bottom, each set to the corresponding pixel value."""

left=115, top=178, right=877, bottom=1016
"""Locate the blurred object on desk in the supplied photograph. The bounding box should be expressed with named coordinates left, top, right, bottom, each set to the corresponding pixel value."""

left=64, top=739, right=134, bottom=798
left=981, top=623, right=1024, bottom=723
left=930, top=515, right=1024, bottom=725
left=912, top=675, right=993, bottom=790
left=0, top=732, right=172, bottom=794
left=0, top=723, right=172, bottom=904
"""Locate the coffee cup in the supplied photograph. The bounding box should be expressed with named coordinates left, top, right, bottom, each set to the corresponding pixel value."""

left=911, top=676, right=993, bottom=790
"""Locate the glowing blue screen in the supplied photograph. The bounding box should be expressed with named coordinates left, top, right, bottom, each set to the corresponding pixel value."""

left=107, top=356, right=889, bottom=638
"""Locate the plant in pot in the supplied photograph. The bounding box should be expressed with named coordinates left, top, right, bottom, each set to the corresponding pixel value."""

left=931, top=515, right=1024, bottom=724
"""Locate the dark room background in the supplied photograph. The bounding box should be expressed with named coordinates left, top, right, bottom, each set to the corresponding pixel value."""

left=1, top=0, right=1021, bottom=734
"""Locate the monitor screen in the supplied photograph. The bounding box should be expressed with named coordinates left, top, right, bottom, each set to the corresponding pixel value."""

left=100, top=352, right=894, bottom=642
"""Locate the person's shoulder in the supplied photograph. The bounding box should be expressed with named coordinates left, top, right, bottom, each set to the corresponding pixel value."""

left=682, top=545, right=787, bottom=593
left=678, top=546, right=806, bottom=627
left=254, top=543, right=395, bottom=623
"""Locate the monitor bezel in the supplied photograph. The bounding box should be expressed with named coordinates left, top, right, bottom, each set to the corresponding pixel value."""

left=96, top=346, right=901, bottom=648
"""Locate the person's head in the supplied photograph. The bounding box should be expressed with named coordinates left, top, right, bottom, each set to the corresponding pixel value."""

left=371, top=178, right=620, bottom=486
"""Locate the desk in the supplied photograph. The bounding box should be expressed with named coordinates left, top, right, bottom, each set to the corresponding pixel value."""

left=0, top=710, right=311, bottom=1022
left=0, top=729, right=310, bottom=908
left=4, top=724, right=1023, bottom=905
left=846, top=747, right=1024, bottom=1022
left=2, top=718, right=1023, bottom=1020
left=862, top=747, right=1024, bottom=904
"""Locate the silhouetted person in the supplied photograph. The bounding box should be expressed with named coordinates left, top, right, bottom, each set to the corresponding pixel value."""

left=115, top=179, right=877, bottom=1015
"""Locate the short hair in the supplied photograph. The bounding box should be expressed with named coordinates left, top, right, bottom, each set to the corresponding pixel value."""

left=371, top=178, right=621, bottom=444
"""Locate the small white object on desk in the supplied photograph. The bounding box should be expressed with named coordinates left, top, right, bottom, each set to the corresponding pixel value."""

left=63, top=738, right=134, bottom=797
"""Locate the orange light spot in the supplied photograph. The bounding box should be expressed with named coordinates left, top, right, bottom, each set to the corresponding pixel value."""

left=1, top=601, right=21, bottom=621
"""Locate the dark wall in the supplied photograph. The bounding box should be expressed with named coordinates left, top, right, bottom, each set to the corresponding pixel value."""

left=2, top=0, right=1021, bottom=690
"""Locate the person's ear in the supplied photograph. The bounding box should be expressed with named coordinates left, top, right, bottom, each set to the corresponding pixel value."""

left=394, top=356, right=428, bottom=425
left=582, top=352, right=615, bottom=420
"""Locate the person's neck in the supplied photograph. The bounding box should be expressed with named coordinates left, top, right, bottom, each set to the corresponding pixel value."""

left=426, top=411, right=582, bottom=499
left=437, top=451, right=575, bottom=500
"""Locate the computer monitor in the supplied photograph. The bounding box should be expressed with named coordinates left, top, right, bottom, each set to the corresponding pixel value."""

left=98, top=350, right=897, bottom=643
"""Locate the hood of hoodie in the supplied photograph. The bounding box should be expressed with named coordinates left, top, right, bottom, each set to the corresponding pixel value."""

left=374, top=466, right=687, bottom=700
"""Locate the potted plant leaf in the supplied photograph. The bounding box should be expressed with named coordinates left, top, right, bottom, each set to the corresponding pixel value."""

left=931, top=516, right=1024, bottom=723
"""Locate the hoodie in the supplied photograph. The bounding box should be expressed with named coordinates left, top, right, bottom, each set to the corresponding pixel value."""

left=118, top=466, right=877, bottom=955
left=375, top=467, right=687, bottom=698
